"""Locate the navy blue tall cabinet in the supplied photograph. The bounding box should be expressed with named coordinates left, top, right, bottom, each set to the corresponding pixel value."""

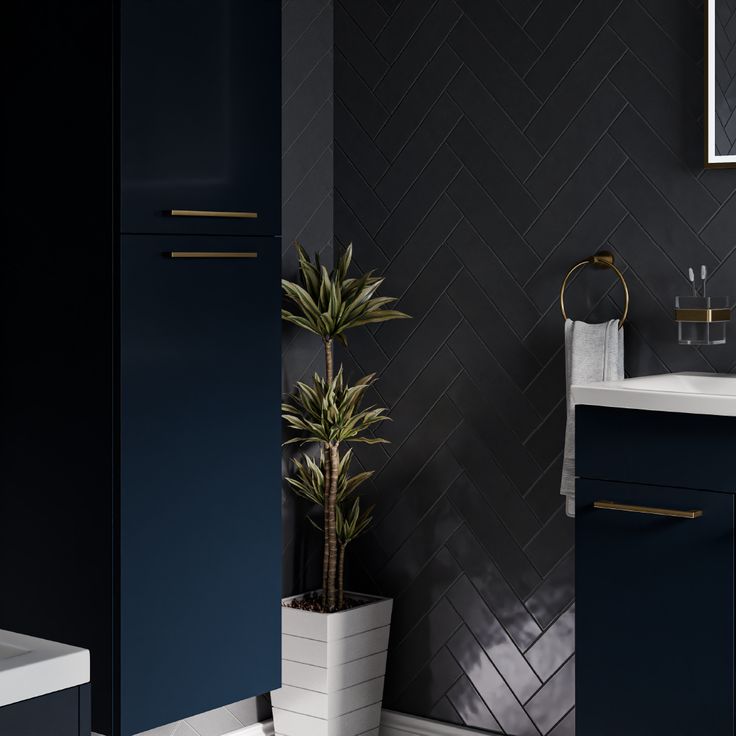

left=1, top=3, right=282, bottom=735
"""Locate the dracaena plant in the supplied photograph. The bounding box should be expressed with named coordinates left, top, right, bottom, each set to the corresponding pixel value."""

left=282, top=244, right=409, bottom=611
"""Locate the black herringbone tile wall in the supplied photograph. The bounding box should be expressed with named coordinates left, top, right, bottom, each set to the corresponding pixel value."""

left=332, top=1, right=736, bottom=734
left=282, top=0, right=334, bottom=596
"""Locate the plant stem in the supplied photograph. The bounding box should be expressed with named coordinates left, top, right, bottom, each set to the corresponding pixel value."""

left=323, top=336, right=336, bottom=608
left=337, top=542, right=346, bottom=609
left=325, top=442, right=340, bottom=610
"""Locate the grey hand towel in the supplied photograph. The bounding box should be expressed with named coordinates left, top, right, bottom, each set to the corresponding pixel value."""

left=561, top=319, right=624, bottom=517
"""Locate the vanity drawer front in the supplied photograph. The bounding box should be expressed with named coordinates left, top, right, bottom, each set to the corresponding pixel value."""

left=576, top=479, right=735, bottom=736
left=576, top=405, right=736, bottom=492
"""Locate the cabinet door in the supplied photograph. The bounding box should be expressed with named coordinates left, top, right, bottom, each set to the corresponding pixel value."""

left=576, top=480, right=734, bottom=736
left=121, top=1, right=280, bottom=236
left=120, top=235, right=281, bottom=735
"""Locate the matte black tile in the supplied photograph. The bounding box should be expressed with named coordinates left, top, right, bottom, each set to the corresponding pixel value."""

left=376, top=93, right=463, bottom=208
left=608, top=163, right=712, bottom=272
left=338, top=0, right=389, bottom=42
left=334, top=147, right=389, bottom=235
left=378, top=295, right=462, bottom=404
left=374, top=0, right=434, bottom=60
left=609, top=52, right=704, bottom=173
left=609, top=107, right=719, bottom=231
left=334, top=193, right=389, bottom=270
left=284, top=0, right=332, bottom=53
left=526, top=134, right=628, bottom=256
left=448, top=273, right=540, bottom=389
left=376, top=145, right=462, bottom=254
left=284, top=99, right=334, bottom=199
left=335, top=3, right=388, bottom=88
left=449, top=118, right=540, bottom=232
left=375, top=237, right=464, bottom=356
left=375, top=0, right=462, bottom=110
left=523, top=348, right=565, bottom=420
left=498, top=0, right=539, bottom=25
left=380, top=194, right=463, bottom=295
left=525, top=552, right=575, bottom=629
left=335, top=49, right=388, bottom=137
left=448, top=626, right=539, bottom=736
left=448, top=576, right=542, bottom=702
left=524, top=0, right=580, bottom=49
left=376, top=44, right=463, bottom=160
left=450, top=375, right=542, bottom=496
left=524, top=656, right=575, bottom=733
left=449, top=65, right=539, bottom=180
left=524, top=400, right=567, bottom=474
left=335, top=99, right=389, bottom=187
left=525, top=188, right=627, bottom=310
left=284, top=52, right=334, bottom=147
left=526, top=26, right=625, bottom=154
left=447, top=169, right=538, bottom=284
left=447, top=676, right=502, bottom=732
left=284, top=5, right=334, bottom=99
left=639, top=0, right=704, bottom=61
left=448, top=219, right=539, bottom=335
left=448, top=16, right=540, bottom=128
left=283, top=149, right=335, bottom=244
left=455, top=0, right=540, bottom=77
left=611, top=0, right=703, bottom=117
left=447, top=525, right=542, bottom=650
left=526, top=82, right=626, bottom=205
left=701, top=193, right=736, bottom=257
left=448, top=474, right=542, bottom=599
left=449, top=322, right=541, bottom=439
left=525, top=0, right=621, bottom=100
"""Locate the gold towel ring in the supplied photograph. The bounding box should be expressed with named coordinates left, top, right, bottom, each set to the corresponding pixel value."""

left=560, top=251, right=629, bottom=329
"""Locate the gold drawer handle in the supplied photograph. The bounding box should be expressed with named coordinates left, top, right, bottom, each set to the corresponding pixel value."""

left=594, top=500, right=703, bottom=519
left=167, top=252, right=257, bottom=259
left=168, top=209, right=258, bottom=219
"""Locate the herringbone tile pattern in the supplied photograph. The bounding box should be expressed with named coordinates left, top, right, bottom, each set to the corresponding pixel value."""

left=715, top=0, right=736, bottom=155
left=282, top=0, right=334, bottom=596
left=332, top=1, right=736, bottom=733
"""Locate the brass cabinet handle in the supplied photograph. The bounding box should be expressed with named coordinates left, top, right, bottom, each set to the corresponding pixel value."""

left=593, top=500, right=703, bottom=519
left=168, top=209, right=258, bottom=219
left=167, top=252, right=257, bottom=259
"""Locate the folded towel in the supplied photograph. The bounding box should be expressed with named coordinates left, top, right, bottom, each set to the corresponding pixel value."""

left=561, top=319, right=624, bottom=517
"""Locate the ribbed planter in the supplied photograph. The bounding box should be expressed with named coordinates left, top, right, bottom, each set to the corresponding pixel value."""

left=271, top=592, right=393, bottom=736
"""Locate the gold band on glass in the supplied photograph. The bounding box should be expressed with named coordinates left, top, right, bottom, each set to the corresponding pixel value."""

left=559, top=251, right=629, bottom=329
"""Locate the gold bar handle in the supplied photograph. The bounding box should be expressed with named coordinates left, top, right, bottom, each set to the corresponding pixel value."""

left=168, top=209, right=258, bottom=219
left=167, top=252, right=257, bottom=259
left=593, top=500, right=703, bottom=519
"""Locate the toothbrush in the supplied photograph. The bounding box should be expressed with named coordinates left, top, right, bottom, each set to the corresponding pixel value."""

left=701, top=265, right=707, bottom=299
left=689, top=267, right=696, bottom=296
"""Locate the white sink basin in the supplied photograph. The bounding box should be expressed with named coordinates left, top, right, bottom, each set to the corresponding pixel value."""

left=572, top=372, right=736, bottom=417
left=0, top=630, right=89, bottom=707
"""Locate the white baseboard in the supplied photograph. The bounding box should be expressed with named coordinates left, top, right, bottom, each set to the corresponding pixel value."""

left=257, top=709, right=489, bottom=736
left=97, top=708, right=488, bottom=736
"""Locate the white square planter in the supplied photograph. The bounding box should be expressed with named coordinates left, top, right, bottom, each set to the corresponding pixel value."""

left=271, top=592, right=393, bottom=736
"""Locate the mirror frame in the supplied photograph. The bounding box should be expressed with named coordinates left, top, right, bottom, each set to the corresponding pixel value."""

left=706, top=0, right=736, bottom=168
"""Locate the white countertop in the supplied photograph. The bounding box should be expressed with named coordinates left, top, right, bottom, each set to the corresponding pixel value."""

left=572, top=372, right=736, bottom=417
left=0, top=630, right=89, bottom=707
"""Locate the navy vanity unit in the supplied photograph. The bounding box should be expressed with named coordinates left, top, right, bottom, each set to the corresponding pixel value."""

left=1, top=2, right=281, bottom=735
left=574, top=374, right=736, bottom=736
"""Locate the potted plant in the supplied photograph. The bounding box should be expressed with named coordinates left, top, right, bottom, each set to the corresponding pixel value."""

left=272, top=244, right=408, bottom=736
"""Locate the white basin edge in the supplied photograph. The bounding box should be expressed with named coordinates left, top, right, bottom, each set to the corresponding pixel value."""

left=572, top=372, right=736, bottom=417
left=0, top=630, right=90, bottom=707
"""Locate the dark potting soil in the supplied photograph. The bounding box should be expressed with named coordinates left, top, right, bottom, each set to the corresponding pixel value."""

left=283, top=592, right=367, bottom=613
